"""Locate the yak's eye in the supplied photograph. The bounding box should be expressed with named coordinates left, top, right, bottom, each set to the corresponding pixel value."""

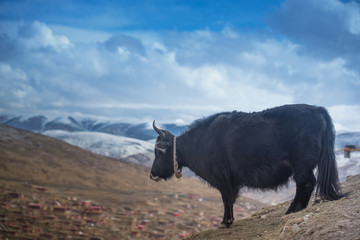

left=155, top=148, right=166, bottom=157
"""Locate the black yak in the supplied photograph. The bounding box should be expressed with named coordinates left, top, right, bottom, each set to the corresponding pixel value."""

left=150, top=104, right=343, bottom=228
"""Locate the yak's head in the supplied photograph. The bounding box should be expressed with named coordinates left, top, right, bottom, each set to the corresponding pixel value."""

left=150, top=121, right=176, bottom=182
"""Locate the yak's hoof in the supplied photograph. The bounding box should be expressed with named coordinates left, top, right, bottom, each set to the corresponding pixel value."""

left=219, top=220, right=233, bottom=228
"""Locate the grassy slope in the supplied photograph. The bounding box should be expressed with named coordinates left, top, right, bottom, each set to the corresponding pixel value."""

left=0, top=123, right=220, bottom=196
left=190, top=174, right=360, bottom=240
left=0, top=123, right=268, bottom=239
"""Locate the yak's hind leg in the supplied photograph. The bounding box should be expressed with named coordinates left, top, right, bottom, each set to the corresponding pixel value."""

left=286, top=170, right=316, bottom=214
left=220, top=199, right=234, bottom=228
left=219, top=186, right=239, bottom=228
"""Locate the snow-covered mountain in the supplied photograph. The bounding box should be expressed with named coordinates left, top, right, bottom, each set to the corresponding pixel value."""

left=2, top=114, right=359, bottom=178
left=335, top=132, right=360, bottom=149
left=0, top=114, right=187, bottom=167
left=334, top=132, right=360, bottom=181
left=43, top=130, right=155, bottom=166
left=336, top=150, right=360, bottom=181
left=0, top=115, right=187, bottom=140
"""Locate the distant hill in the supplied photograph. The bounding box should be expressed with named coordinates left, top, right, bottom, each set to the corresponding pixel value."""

left=43, top=130, right=154, bottom=165
left=0, top=123, right=200, bottom=193
left=0, top=114, right=188, bottom=167
left=0, top=115, right=187, bottom=140
left=335, top=132, right=360, bottom=149
left=2, top=114, right=359, bottom=146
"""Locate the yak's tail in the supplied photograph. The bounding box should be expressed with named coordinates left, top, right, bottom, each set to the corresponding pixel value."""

left=316, top=108, right=344, bottom=200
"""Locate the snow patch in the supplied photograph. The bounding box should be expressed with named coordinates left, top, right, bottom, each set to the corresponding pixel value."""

left=43, top=130, right=153, bottom=158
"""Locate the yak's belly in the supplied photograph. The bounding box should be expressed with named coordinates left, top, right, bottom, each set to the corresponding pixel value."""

left=243, top=160, right=293, bottom=190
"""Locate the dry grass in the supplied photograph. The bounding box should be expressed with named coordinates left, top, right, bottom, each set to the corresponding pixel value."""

left=190, top=174, right=360, bottom=240
left=0, top=124, right=266, bottom=239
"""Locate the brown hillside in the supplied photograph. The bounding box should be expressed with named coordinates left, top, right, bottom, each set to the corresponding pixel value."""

left=0, top=124, right=266, bottom=239
left=0, top=123, right=220, bottom=195
left=190, top=174, right=360, bottom=240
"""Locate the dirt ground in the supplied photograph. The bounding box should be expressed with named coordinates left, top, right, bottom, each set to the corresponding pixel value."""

left=0, top=124, right=266, bottom=239
left=189, top=174, right=360, bottom=240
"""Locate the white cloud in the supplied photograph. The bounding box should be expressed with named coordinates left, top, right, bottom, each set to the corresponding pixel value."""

left=329, top=105, right=360, bottom=132
left=102, top=34, right=145, bottom=56
left=347, top=2, right=360, bottom=35
left=181, top=65, right=228, bottom=97
left=0, top=63, right=29, bottom=100
left=268, top=0, right=360, bottom=73
left=50, top=24, right=111, bottom=43
left=221, top=25, right=241, bottom=39
left=0, top=63, right=27, bottom=82
left=240, top=51, right=267, bottom=67
left=318, top=0, right=360, bottom=35
left=0, top=17, right=359, bottom=131
left=17, top=21, right=72, bottom=52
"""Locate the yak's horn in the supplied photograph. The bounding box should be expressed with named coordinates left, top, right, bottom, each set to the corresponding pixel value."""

left=153, top=120, right=165, bottom=138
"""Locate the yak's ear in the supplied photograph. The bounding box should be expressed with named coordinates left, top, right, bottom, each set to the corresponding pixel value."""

left=153, top=120, right=165, bottom=138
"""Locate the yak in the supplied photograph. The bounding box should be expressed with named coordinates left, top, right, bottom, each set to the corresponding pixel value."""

left=150, top=104, right=343, bottom=228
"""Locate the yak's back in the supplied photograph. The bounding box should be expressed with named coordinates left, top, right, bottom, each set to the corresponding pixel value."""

left=261, top=104, right=325, bottom=120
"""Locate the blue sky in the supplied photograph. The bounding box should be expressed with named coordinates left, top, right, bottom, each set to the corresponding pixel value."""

left=0, top=0, right=279, bottom=31
left=1, top=0, right=360, bottom=132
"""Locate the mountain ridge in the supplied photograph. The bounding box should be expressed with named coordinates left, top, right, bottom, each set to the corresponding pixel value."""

left=0, top=114, right=187, bottom=140
left=43, top=129, right=154, bottom=164
left=1, top=114, right=359, bottom=147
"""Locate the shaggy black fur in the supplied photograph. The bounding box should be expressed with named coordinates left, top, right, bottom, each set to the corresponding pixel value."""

left=150, top=104, right=343, bottom=227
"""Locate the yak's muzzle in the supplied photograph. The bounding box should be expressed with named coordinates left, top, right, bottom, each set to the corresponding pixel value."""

left=150, top=173, right=163, bottom=182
